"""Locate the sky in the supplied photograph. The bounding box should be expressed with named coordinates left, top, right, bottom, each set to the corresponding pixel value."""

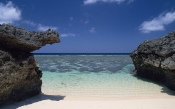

left=0, top=0, right=175, bottom=53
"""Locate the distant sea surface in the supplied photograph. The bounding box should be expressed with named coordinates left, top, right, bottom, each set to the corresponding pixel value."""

left=34, top=53, right=172, bottom=97
left=34, top=53, right=130, bottom=55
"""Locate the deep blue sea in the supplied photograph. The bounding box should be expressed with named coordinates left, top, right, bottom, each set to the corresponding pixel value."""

left=34, top=54, right=172, bottom=97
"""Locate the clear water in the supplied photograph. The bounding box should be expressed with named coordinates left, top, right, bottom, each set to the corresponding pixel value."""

left=34, top=55, right=172, bottom=97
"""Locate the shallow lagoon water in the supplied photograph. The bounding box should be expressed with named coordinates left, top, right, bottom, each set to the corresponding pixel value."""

left=35, top=55, right=172, bottom=97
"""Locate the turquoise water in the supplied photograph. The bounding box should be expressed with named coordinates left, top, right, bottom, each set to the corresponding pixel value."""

left=34, top=55, right=171, bottom=97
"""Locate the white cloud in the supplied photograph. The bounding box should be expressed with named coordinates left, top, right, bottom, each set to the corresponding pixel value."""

left=0, top=1, right=21, bottom=24
left=60, top=33, right=76, bottom=38
left=0, top=1, right=57, bottom=31
left=89, top=27, right=96, bottom=33
left=22, top=20, right=37, bottom=26
left=140, top=11, right=175, bottom=33
left=38, top=24, right=57, bottom=31
left=80, top=19, right=89, bottom=24
left=23, top=20, right=58, bottom=31
left=70, top=17, right=74, bottom=21
left=84, top=0, right=98, bottom=4
left=128, top=0, right=134, bottom=4
left=84, top=20, right=89, bottom=24
left=84, top=0, right=131, bottom=5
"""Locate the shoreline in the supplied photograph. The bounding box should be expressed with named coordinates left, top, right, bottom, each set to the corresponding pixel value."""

left=3, top=92, right=175, bottom=109
left=42, top=90, right=175, bottom=101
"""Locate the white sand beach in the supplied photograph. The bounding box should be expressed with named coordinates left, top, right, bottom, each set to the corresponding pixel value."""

left=3, top=92, right=175, bottom=109
left=2, top=55, right=175, bottom=109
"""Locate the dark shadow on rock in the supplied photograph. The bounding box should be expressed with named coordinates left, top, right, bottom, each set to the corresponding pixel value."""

left=161, top=87, right=175, bottom=96
left=132, top=74, right=175, bottom=96
left=2, top=93, right=65, bottom=109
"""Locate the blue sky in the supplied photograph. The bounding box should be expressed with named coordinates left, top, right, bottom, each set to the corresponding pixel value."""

left=0, top=0, right=175, bottom=53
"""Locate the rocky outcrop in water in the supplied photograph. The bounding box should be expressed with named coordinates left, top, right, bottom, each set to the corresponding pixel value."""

left=0, top=24, right=60, bottom=107
left=130, top=31, right=175, bottom=90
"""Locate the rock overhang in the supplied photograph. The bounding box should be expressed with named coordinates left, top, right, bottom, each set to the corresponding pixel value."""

left=0, top=24, right=60, bottom=52
left=0, top=24, right=60, bottom=107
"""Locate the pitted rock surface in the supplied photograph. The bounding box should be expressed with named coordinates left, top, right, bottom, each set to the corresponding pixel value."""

left=131, top=31, right=175, bottom=90
left=0, top=24, right=60, bottom=107
left=0, top=24, right=60, bottom=52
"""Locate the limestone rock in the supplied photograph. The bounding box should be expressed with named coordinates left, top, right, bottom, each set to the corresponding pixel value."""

left=0, top=24, right=60, bottom=52
left=0, top=24, right=60, bottom=107
left=130, top=31, right=175, bottom=90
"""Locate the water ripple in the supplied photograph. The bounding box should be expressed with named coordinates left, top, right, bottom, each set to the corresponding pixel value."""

left=35, top=55, right=133, bottom=73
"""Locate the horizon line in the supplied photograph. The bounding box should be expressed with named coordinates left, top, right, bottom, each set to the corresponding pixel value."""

left=33, top=53, right=131, bottom=55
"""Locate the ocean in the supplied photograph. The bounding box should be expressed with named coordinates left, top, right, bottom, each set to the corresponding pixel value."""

left=34, top=54, right=173, bottom=97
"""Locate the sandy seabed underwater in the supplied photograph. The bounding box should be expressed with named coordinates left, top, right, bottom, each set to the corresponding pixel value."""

left=34, top=55, right=173, bottom=97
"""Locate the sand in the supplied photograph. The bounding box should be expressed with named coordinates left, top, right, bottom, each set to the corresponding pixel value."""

left=3, top=93, right=175, bottom=109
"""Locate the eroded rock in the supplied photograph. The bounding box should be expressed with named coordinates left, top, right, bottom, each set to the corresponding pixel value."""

left=0, top=24, right=60, bottom=107
left=0, top=24, right=60, bottom=52
left=130, top=31, right=175, bottom=90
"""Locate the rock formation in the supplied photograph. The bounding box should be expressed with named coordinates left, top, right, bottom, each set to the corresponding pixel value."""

left=0, top=24, right=60, bottom=107
left=130, top=31, right=175, bottom=90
